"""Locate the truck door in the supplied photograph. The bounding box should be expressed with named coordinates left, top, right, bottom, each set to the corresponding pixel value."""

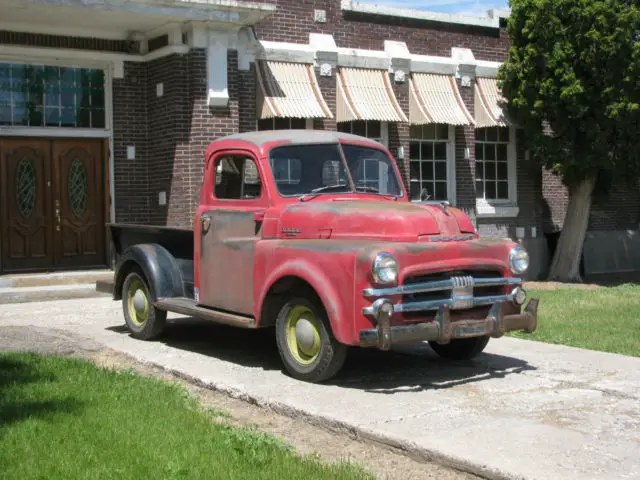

left=197, top=152, right=267, bottom=315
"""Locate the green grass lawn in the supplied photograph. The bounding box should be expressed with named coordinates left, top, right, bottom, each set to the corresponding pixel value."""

left=0, top=353, right=371, bottom=480
left=508, top=284, right=640, bottom=356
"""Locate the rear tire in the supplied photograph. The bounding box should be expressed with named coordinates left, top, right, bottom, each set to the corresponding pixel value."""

left=121, top=269, right=167, bottom=340
left=275, top=296, right=348, bottom=383
left=428, top=336, right=489, bottom=360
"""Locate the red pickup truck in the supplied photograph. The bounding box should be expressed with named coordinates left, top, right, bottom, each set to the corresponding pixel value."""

left=101, top=130, right=538, bottom=383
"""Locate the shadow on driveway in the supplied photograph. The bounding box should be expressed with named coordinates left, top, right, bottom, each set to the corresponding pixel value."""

left=107, top=316, right=537, bottom=393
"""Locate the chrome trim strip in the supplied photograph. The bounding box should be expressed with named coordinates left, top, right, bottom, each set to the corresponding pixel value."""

left=363, top=276, right=522, bottom=297
left=362, top=293, right=514, bottom=315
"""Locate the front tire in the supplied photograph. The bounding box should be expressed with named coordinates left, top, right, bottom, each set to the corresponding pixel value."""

left=122, top=269, right=167, bottom=340
left=275, top=296, right=348, bottom=383
left=428, top=336, right=489, bottom=360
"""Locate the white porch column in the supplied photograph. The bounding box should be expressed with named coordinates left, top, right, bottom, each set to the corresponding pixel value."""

left=207, top=31, right=231, bottom=108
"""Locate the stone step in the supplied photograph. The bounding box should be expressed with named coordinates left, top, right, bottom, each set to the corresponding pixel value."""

left=0, top=270, right=113, bottom=289
left=0, top=284, right=111, bottom=305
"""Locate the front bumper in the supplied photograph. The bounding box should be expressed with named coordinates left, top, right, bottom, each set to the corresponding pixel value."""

left=360, top=274, right=539, bottom=350
left=360, top=299, right=538, bottom=349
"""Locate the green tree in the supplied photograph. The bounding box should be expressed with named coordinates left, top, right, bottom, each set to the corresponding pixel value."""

left=498, top=0, right=640, bottom=282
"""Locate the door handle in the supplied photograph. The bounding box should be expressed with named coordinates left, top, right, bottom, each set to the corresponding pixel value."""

left=55, top=200, right=61, bottom=231
left=201, top=214, right=212, bottom=234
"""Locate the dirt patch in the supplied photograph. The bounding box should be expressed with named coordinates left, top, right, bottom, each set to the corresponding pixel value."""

left=0, top=326, right=479, bottom=480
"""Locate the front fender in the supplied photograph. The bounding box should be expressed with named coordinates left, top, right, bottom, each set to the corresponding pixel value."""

left=113, top=243, right=184, bottom=301
left=258, top=259, right=355, bottom=345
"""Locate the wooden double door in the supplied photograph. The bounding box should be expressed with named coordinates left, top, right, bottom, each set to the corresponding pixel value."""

left=0, top=138, right=107, bottom=273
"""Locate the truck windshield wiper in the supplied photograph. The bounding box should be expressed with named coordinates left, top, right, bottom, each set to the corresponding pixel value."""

left=311, top=183, right=349, bottom=193
left=298, top=184, right=350, bottom=201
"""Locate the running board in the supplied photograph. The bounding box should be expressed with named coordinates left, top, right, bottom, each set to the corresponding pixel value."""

left=154, top=297, right=257, bottom=329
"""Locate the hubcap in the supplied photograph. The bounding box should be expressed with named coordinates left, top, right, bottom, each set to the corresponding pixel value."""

left=127, top=279, right=148, bottom=327
left=133, top=290, right=147, bottom=314
left=285, top=306, right=322, bottom=365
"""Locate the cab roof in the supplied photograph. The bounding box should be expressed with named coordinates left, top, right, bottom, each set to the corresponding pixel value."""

left=218, top=129, right=385, bottom=149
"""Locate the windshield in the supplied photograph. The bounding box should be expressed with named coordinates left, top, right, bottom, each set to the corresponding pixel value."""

left=268, top=143, right=403, bottom=198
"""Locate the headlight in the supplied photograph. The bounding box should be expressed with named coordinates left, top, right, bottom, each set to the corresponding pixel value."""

left=372, top=253, right=398, bottom=284
left=509, top=245, right=529, bottom=274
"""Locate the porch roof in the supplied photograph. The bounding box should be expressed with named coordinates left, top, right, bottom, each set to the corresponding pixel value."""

left=0, top=0, right=275, bottom=40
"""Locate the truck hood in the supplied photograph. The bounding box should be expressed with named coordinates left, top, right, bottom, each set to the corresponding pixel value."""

left=276, top=199, right=476, bottom=241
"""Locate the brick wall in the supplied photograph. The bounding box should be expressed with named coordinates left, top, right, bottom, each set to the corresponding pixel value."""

left=146, top=54, right=191, bottom=226
left=135, top=50, right=244, bottom=229
left=454, top=80, right=476, bottom=218
left=112, top=62, right=149, bottom=224
left=253, top=1, right=507, bottom=60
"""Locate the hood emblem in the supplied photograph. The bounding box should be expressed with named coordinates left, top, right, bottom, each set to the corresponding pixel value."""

left=281, top=227, right=302, bottom=237
left=431, top=234, right=474, bottom=242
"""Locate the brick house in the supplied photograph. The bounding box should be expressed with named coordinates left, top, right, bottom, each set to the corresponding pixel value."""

left=0, top=0, right=636, bottom=279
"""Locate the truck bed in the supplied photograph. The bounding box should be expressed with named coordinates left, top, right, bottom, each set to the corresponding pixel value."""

left=107, top=223, right=196, bottom=299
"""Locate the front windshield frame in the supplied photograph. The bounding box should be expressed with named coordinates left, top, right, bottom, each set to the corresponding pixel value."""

left=267, top=141, right=405, bottom=199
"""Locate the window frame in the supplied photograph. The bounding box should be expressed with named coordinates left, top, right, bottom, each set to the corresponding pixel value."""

left=0, top=56, right=112, bottom=136
left=256, top=117, right=313, bottom=131
left=474, top=125, right=519, bottom=218
left=211, top=153, right=265, bottom=203
left=408, top=124, right=456, bottom=204
left=336, top=120, right=389, bottom=148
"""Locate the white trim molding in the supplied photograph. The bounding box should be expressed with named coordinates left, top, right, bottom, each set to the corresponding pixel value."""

left=0, top=44, right=192, bottom=79
left=340, top=0, right=505, bottom=29
left=236, top=33, right=505, bottom=79
left=207, top=30, right=233, bottom=107
left=14, top=0, right=276, bottom=25
left=475, top=125, right=519, bottom=218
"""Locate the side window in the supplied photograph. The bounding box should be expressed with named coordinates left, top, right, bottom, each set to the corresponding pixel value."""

left=214, top=155, right=262, bottom=200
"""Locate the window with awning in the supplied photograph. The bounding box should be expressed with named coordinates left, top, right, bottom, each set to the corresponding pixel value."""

left=336, top=67, right=407, bottom=124
left=255, top=60, right=332, bottom=121
left=474, top=77, right=510, bottom=128
left=409, top=72, right=474, bottom=126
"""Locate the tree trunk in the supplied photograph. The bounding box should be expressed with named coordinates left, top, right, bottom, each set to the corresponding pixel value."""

left=547, top=175, right=597, bottom=283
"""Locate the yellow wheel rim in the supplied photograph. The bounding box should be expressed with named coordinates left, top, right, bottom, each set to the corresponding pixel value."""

left=127, top=278, right=149, bottom=327
left=285, top=305, right=322, bottom=365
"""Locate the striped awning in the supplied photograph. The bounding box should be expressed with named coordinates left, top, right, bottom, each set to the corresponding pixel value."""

left=409, top=73, right=474, bottom=126
left=256, top=61, right=333, bottom=119
left=475, top=77, right=510, bottom=127
left=336, top=67, right=408, bottom=123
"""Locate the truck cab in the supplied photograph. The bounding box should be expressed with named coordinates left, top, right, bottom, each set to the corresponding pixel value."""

left=104, top=130, right=538, bottom=383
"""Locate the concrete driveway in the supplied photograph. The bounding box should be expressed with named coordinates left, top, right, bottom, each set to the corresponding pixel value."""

left=1, top=297, right=639, bottom=480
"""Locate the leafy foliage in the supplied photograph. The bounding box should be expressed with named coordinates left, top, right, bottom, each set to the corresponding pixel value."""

left=499, top=0, right=640, bottom=189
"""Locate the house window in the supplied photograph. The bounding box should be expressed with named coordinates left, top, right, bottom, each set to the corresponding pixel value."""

left=214, top=156, right=262, bottom=200
left=0, top=63, right=105, bottom=128
left=270, top=157, right=301, bottom=185
left=475, top=127, right=512, bottom=202
left=409, top=123, right=452, bottom=202
left=337, top=120, right=384, bottom=145
left=257, top=117, right=307, bottom=130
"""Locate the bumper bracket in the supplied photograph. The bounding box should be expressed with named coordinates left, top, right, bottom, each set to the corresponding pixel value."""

left=360, top=298, right=539, bottom=349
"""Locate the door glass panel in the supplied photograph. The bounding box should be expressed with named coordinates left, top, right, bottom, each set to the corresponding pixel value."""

left=68, top=158, right=89, bottom=217
left=0, top=63, right=105, bottom=128
left=16, top=157, right=37, bottom=218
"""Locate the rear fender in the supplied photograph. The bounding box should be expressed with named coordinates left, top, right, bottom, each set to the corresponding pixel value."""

left=113, top=244, right=184, bottom=301
left=258, top=260, right=354, bottom=345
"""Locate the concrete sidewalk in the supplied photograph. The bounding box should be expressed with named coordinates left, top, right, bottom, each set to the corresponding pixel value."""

left=1, top=297, right=639, bottom=480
